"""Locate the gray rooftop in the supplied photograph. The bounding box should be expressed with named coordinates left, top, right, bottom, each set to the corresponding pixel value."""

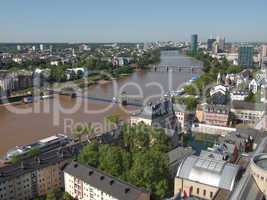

left=168, top=146, right=194, bottom=165
left=176, top=155, right=240, bottom=191
left=202, top=103, right=230, bottom=114
left=222, top=128, right=267, bottom=147
left=64, top=162, right=150, bottom=200
left=0, top=143, right=83, bottom=183
left=231, top=100, right=265, bottom=111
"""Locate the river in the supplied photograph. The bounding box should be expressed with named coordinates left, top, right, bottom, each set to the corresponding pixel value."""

left=0, top=50, right=202, bottom=156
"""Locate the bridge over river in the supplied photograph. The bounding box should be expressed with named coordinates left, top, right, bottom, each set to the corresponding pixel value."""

left=48, top=89, right=144, bottom=107
left=152, top=65, right=202, bottom=73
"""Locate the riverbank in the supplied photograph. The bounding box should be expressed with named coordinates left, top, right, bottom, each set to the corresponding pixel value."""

left=0, top=67, right=137, bottom=106
left=178, top=50, right=244, bottom=111
left=0, top=94, right=31, bottom=105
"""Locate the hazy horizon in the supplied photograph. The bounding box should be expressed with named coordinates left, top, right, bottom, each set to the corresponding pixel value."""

left=0, top=0, right=266, bottom=43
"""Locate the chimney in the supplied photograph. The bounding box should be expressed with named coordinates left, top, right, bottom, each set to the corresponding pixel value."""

left=125, top=188, right=130, bottom=194
left=88, top=170, right=94, bottom=176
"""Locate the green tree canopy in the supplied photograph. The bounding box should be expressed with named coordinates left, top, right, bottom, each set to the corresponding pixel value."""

left=78, top=141, right=99, bottom=167
left=46, top=190, right=57, bottom=200
left=77, top=123, right=171, bottom=199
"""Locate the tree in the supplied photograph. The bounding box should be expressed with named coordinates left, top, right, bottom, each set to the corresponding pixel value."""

left=226, top=65, right=242, bottom=74
left=50, top=65, right=67, bottom=82
left=149, top=128, right=170, bottom=152
left=73, top=125, right=85, bottom=143
left=106, top=114, right=121, bottom=126
left=78, top=142, right=99, bottom=167
left=155, top=179, right=169, bottom=199
left=76, top=123, right=171, bottom=199
left=10, top=155, right=21, bottom=164
left=46, top=190, right=56, bottom=200
left=128, top=149, right=169, bottom=199
left=245, top=90, right=261, bottom=103
left=99, top=145, right=131, bottom=178
left=129, top=123, right=150, bottom=152
left=63, top=192, right=74, bottom=200
left=73, top=123, right=94, bottom=143
left=245, top=91, right=256, bottom=103
left=183, top=85, right=197, bottom=95
left=175, top=97, right=198, bottom=111
left=27, top=148, right=40, bottom=158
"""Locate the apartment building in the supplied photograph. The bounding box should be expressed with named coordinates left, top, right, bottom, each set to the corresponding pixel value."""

left=0, top=144, right=80, bottom=200
left=231, top=100, right=265, bottom=124
left=196, top=103, right=230, bottom=127
left=36, top=160, right=67, bottom=196
left=0, top=171, right=34, bottom=200
left=64, top=162, right=150, bottom=200
left=173, top=104, right=190, bottom=131
left=0, top=70, right=33, bottom=97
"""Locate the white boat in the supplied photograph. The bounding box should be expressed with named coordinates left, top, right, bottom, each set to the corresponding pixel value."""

left=41, top=95, right=54, bottom=100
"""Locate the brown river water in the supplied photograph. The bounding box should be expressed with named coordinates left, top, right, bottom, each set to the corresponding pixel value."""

left=0, top=51, right=202, bottom=156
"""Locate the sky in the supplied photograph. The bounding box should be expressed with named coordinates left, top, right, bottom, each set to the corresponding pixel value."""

left=0, top=0, right=266, bottom=43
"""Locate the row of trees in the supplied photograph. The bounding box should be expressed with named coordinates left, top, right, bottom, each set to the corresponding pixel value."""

left=78, top=123, right=172, bottom=199
left=34, top=189, right=74, bottom=200
left=136, top=49, right=161, bottom=68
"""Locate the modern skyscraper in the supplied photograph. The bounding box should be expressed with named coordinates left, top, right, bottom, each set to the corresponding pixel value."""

left=216, top=36, right=225, bottom=52
left=49, top=45, right=53, bottom=55
left=238, top=45, right=254, bottom=68
left=207, top=38, right=216, bottom=51
left=40, top=44, right=44, bottom=52
left=262, top=45, right=267, bottom=70
left=17, top=45, right=21, bottom=51
left=262, top=45, right=267, bottom=58
left=190, top=34, right=198, bottom=53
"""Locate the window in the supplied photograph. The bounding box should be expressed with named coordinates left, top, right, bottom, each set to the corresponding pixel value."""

left=190, top=186, right=193, bottom=194
left=197, top=188, right=199, bottom=194
left=210, top=192, right=213, bottom=198
left=203, top=189, right=206, bottom=196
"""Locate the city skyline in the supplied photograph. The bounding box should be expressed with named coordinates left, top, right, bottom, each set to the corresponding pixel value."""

left=0, top=0, right=267, bottom=43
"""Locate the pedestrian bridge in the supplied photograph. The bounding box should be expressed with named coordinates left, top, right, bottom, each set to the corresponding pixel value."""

left=152, top=65, right=202, bottom=73
left=48, top=89, right=143, bottom=107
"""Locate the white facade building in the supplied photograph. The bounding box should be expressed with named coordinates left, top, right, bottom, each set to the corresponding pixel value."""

left=64, top=162, right=150, bottom=200
left=230, top=91, right=249, bottom=101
